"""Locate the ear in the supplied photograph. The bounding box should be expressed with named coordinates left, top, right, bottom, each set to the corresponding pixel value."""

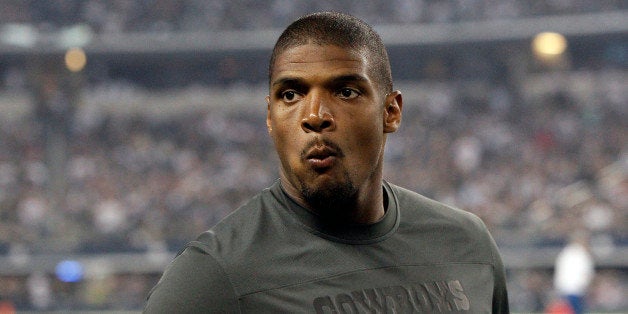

left=265, top=95, right=273, bottom=134
left=383, top=90, right=402, bottom=133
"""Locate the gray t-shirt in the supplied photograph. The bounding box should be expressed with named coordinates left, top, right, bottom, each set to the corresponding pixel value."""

left=144, top=180, right=509, bottom=313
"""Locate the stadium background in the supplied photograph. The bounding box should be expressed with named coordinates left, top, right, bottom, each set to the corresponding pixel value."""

left=0, top=0, right=626, bottom=312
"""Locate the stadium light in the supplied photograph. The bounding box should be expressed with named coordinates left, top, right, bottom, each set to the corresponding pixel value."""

left=532, top=32, right=568, bottom=57
left=65, top=47, right=87, bottom=72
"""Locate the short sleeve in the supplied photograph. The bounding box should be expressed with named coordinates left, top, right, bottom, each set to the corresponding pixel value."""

left=481, top=221, right=509, bottom=314
left=490, top=236, right=510, bottom=313
left=143, top=243, right=239, bottom=313
left=467, top=213, right=510, bottom=313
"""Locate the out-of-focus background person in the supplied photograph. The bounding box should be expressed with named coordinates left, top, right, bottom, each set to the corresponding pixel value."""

left=0, top=1, right=626, bottom=312
left=553, top=231, right=595, bottom=314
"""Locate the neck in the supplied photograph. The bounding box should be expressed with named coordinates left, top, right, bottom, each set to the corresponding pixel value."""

left=281, top=178, right=386, bottom=225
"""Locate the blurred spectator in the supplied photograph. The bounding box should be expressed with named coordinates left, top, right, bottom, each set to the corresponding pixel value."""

left=553, top=231, right=595, bottom=314
left=26, top=272, right=51, bottom=310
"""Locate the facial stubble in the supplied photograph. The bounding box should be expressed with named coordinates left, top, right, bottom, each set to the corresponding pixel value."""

left=298, top=168, right=358, bottom=216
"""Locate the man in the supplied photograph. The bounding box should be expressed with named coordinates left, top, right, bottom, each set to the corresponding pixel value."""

left=144, top=12, right=509, bottom=313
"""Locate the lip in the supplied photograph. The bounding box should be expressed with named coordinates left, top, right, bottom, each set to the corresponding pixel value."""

left=307, top=155, right=337, bottom=169
left=304, top=145, right=339, bottom=170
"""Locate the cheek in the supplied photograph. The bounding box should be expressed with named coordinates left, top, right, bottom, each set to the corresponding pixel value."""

left=271, top=122, right=301, bottom=161
left=347, top=124, right=384, bottom=162
left=353, top=112, right=384, bottom=141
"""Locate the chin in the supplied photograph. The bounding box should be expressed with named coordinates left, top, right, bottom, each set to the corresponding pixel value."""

left=299, top=174, right=357, bottom=211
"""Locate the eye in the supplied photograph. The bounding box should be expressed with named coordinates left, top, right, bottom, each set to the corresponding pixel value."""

left=281, top=90, right=302, bottom=103
left=337, top=88, right=360, bottom=100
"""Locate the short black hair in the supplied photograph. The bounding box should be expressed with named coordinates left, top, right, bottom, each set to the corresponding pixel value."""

left=269, top=12, right=393, bottom=94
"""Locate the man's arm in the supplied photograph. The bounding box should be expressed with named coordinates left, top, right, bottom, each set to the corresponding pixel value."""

left=144, top=243, right=239, bottom=313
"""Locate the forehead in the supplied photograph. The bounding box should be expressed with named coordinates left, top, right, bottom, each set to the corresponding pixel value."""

left=271, top=44, right=372, bottom=82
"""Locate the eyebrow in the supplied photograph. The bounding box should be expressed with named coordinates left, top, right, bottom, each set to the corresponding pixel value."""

left=271, top=77, right=303, bottom=89
left=271, top=74, right=370, bottom=89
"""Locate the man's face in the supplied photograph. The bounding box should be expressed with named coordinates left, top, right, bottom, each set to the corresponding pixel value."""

left=266, top=44, right=401, bottom=211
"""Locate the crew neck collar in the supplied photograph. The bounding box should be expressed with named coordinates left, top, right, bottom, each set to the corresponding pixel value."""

left=272, top=180, right=400, bottom=245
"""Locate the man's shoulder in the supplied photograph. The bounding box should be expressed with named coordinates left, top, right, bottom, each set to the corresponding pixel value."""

left=153, top=182, right=293, bottom=300
left=195, top=183, right=283, bottom=251
left=387, top=182, right=501, bottom=267
left=387, top=182, right=492, bottom=246
left=389, top=183, right=483, bottom=224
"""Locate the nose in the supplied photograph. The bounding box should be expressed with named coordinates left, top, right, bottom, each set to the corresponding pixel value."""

left=301, top=92, right=335, bottom=133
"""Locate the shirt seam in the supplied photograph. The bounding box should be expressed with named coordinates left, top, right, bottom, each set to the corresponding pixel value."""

left=238, top=261, right=495, bottom=298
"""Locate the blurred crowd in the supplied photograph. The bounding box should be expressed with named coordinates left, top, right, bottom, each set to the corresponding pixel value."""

left=0, top=0, right=626, bottom=311
left=3, top=69, right=625, bottom=256
left=0, top=68, right=626, bottom=311
left=0, top=99, right=275, bottom=255
left=0, top=0, right=626, bottom=33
